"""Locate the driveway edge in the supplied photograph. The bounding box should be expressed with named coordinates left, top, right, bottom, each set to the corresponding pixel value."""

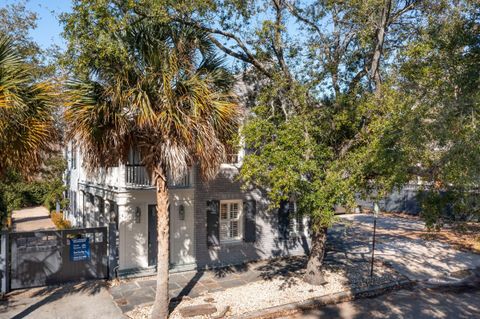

left=231, top=279, right=414, bottom=319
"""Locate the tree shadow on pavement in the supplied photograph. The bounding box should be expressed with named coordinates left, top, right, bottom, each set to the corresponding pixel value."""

left=0, top=280, right=105, bottom=319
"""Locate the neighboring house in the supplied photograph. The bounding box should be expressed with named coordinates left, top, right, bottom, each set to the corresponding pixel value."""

left=64, top=144, right=310, bottom=275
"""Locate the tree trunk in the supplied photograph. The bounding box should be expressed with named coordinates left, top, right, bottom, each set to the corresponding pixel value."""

left=370, top=0, right=392, bottom=94
left=304, top=227, right=328, bottom=285
left=151, top=171, right=170, bottom=319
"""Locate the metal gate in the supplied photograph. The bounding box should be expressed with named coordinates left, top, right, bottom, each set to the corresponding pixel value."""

left=1, top=227, right=110, bottom=290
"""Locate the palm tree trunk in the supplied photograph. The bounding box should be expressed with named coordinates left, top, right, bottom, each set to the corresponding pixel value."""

left=304, top=227, right=328, bottom=285
left=151, top=171, right=170, bottom=319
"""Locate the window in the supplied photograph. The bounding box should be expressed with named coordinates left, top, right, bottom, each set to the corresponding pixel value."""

left=219, top=200, right=243, bottom=242
left=72, top=191, right=77, bottom=216
left=71, top=145, right=77, bottom=169
left=287, top=202, right=305, bottom=237
left=128, top=148, right=142, bottom=165
left=224, top=142, right=243, bottom=164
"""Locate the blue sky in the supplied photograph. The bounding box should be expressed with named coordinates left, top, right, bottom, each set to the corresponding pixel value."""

left=0, top=0, right=71, bottom=50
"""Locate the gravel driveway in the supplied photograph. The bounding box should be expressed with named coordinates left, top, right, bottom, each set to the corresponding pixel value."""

left=332, top=214, right=480, bottom=281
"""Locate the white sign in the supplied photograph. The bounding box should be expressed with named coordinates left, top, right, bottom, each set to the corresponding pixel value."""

left=374, top=202, right=380, bottom=217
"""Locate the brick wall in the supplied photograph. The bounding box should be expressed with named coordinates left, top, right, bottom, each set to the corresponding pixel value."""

left=194, top=164, right=310, bottom=268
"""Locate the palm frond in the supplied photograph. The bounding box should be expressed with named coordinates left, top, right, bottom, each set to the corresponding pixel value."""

left=0, top=35, right=57, bottom=178
left=65, top=22, right=241, bottom=183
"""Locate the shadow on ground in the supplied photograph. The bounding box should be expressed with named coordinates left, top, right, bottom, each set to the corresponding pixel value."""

left=289, top=285, right=480, bottom=319
left=0, top=281, right=118, bottom=319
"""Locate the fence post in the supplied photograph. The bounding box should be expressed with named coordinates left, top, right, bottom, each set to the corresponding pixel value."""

left=108, top=223, right=119, bottom=279
left=0, top=232, right=10, bottom=294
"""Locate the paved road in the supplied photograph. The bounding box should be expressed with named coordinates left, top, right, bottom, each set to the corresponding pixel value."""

left=282, top=286, right=480, bottom=319
left=329, top=214, right=480, bottom=281
left=12, top=206, right=56, bottom=232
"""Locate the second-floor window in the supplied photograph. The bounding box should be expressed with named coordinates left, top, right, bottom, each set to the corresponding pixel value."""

left=128, top=148, right=142, bottom=165
left=224, top=143, right=242, bottom=164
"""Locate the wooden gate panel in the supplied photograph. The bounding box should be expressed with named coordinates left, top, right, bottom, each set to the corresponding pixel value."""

left=10, top=227, right=107, bottom=290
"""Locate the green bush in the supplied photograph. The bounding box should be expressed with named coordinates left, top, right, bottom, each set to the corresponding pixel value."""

left=0, top=158, right=67, bottom=227
left=43, top=179, right=67, bottom=212
left=418, top=189, right=480, bottom=231
left=418, top=191, right=447, bottom=231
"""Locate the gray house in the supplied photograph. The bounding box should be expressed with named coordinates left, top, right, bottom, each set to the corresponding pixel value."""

left=64, top=145, right=310, bottom=275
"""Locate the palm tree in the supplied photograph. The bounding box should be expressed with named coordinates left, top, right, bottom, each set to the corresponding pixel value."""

left=0, top=35, right=56, bottom=178
left=65, top=22, right=240, bottom=318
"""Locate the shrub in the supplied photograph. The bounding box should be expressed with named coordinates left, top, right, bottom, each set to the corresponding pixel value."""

left=418, top=191, right=446, bottom=231
left=418, top=189, right=480, bottom=230
left=51, top=212, right=72, bottom=230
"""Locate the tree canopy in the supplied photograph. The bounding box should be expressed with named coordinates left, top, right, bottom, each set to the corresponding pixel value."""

left=0, top=35, right=57, bottom=178
left=63, top=19, right=241, bottom=318
left=61, top=0, right=480, bottom=290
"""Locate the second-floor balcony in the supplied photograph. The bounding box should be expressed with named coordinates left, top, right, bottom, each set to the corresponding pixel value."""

left=125, top=164, right=192, bottom=189
left=125, top=164, right=151, bottom=188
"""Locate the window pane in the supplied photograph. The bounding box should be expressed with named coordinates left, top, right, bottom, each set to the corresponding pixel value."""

left=288, top=216, right=296, bottom=234
left=220, top=222, right=229, bottom=240
left=230, top=203, right=239, bottom=219
left=230, top=220, right=239, bottom=238
left=221, top=204, right=228, bottom=220
left=296, top=215, right=303, bottom=232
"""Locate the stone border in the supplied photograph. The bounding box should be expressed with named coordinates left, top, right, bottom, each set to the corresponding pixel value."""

left=231, top=279, right=414, bottom=319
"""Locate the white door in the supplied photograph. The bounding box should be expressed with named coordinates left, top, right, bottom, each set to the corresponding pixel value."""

left=169, top=200, right=195, bottom=266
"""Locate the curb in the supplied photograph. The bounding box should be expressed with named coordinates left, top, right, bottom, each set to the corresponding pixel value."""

left=231, top=279, right=414, bottom=319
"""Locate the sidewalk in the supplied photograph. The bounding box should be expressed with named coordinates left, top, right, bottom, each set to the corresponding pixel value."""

left=110, top=255, right=403, bottom=316
left=0, top=281, right=124, bottom=319
left=11, top=206, right=55, bottom=232
left=109, top=261, right=277, bottom=313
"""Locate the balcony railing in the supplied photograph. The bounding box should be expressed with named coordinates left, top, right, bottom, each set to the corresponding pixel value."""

left=168, top=173, right=191, bottom=188
left=125, top=164, right=151, bottom=187
left=125, top=165, right=192, bottom=188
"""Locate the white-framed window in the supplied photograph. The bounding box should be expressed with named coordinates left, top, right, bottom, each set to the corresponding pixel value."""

left=287, top=201, right=306, bottom=237
left=219, top=200, right=243, bottom=242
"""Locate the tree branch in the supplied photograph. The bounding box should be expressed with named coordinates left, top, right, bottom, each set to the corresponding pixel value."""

left=284, top=0, right=323, bottom=38
left=390, top=0, right=418, bottom=24
left=271, top=0, right=291, bottom=81
left=172, top=17, right=273, bottom=78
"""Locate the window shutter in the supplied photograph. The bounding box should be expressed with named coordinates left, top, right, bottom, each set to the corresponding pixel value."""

left=206, top=200, right=220, bottom=247
left=243, top=200, right=256, bottom=243
left=278, top=201, right=290, bottom=239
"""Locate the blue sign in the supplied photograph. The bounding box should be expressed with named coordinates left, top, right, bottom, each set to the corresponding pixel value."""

left=70, top=238, right=90, bottom=262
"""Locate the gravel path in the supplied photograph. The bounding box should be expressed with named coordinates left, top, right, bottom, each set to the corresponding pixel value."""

left=125, top=260, right=403, bottom=319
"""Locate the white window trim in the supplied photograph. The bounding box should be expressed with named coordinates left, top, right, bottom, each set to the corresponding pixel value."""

left=219, top=200, right=243, bottom=243
left=288, top=202, right=307, bottom=238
